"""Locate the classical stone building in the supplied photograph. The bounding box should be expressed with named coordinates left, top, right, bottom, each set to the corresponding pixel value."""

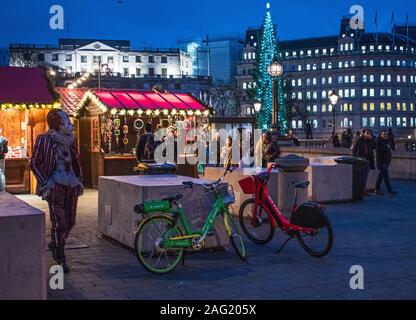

left=236, top=17, right=416, bottom=138
left=9, top=38, right=193, bottom=78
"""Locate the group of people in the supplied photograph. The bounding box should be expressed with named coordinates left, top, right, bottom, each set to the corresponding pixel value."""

left=352, top=128, right=398, bottom=196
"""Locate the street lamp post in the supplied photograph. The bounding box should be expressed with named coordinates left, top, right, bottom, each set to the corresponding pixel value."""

left=267, top=57, right=283, bottom=129
left=97, top=61, right=109, bottom=90
left=329, top=91, right=339, bottom=138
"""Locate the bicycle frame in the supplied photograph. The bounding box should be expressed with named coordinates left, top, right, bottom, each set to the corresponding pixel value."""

left=160, top=193, right=231, bottom=249
left=252, top=166, right=314, bottom=234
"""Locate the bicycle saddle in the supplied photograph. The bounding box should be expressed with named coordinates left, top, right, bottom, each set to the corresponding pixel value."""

left=292, top=181, right=310, bottom=189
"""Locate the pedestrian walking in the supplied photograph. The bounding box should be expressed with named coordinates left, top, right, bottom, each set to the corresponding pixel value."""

left=375, top=129, right=398, bottom=196
left=352, top=129, right=375, bottom=196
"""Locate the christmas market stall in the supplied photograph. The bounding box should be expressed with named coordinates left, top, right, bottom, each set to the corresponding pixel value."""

left=0, top=67, right=60, bottom=194
left=73, top=89, right=211, bottom=188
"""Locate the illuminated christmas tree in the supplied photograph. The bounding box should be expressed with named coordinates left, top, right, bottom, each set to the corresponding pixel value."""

left=255, top=3, right=286, bottom=132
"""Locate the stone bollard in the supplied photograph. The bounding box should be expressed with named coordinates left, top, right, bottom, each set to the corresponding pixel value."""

left=275, top=154, right=310, bottom=218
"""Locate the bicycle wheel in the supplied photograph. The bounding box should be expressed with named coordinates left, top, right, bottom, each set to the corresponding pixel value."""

left=296, top=213, right=334, bottom=257
left=135, top=214, right=184, bottom=274
left=223, top=211, right=246, bottom=261
left=239, top=198, right=275, bottom=244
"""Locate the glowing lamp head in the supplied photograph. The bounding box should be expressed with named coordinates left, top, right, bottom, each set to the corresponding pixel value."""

left=329, top=91, right=340, bottom=106
left=268, top=58, right=283, bottom=78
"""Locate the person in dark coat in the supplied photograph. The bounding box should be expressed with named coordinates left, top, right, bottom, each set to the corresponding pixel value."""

left=341, top=128, right=354, bottom=148
left=256, top=132, right=280, bottom=168
left=387, top=128, right=396, bottom=151
left=375, top=130, right=398, bottom=195
left=352, top=129, right=375, bottom=195
left=135, top=122, right=155, bottom=163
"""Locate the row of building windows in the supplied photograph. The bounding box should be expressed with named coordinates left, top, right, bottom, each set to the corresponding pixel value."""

left=289, top=59, right=416, bottom=72
left=243, top=52, right=257, bottom=60
left=44, top=53, right=170, bottom=64
left=290, top=86, right=416, bottom=101
left=291, top=117, right=416, bottom=130
left=284, top=44, right=416, bottom=60
left=242, top=81, right=256, bottom=90
left=295, top=101, right=415, bottom=114
left=291, top=74, right=416, bottom=88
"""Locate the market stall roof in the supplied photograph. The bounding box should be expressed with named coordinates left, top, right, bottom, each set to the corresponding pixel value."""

left=56, top=88, right=88, bottom=115
left=0, top=67, right=58, bottom=107
left=75, top=89, right=210, bottom=116
left=93, top=90, right=207, bottom=110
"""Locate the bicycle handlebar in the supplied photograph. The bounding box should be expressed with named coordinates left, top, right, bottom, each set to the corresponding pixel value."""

left=182, top=167, right=235, bottom=190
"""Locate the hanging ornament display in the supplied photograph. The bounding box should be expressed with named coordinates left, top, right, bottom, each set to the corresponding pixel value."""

left=114, top=118, right=121, bottom=147
left=123, top=124, right=129, bottom=148
left=106, top=118, right=114, bottom=154
left=133, top=118, right=144, bottom=132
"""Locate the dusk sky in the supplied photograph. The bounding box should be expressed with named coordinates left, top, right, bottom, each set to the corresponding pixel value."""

left=1, top=0, right=416, bottom=49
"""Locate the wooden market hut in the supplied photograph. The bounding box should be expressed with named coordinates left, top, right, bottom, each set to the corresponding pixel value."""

left=0, top=67, right=60, bottom=194
left=73, top=89, right=211, bottom=188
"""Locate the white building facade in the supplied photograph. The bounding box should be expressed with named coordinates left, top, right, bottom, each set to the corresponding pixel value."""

left=9, top=39, right=193, bottom=78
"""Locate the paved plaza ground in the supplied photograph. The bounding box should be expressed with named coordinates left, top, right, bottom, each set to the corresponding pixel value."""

left=17, top=180, right=416, bottom=300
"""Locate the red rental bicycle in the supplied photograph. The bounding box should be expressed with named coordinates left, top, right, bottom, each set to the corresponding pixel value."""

left=238, top=165, right=333, bottom=257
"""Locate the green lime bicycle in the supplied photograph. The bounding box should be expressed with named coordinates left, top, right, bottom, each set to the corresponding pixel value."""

left=134, top=167, right=246, bottom=274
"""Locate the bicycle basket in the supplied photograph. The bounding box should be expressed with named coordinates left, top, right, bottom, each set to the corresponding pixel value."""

left=291, top=203, right=327, bottom=229
left=205, top=184, right=235, bottom=205
left=238, top=176, right=256, bottom=194
left=223, top=185, right=236, bottom=206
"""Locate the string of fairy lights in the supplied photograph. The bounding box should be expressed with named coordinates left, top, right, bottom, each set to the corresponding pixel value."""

left=73, top=91, right=211, bottom=118
left=67, top=72, right=91, bottom=90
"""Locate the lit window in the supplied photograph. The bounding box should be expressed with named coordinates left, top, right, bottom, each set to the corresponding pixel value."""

left=322, top=77, right=326, bottom=85
left=363, top=60, right=367, bottom=66
left=396, top=117, right=401, bottom=127
left=387, top=75, right=392, bottom=82
left=306, top=64, right=311, bottom=70
left=298, top=120, right=303, bottom=128
left=397, top=89, right=401, bottom=96
left=291, top=120, right=297, bottom=128
left=380, top=117, right=386, bottom=127
left=362, top=118, right=368, bottom=127
left=351, top=75, right=356, bottom=83
left=243, top=82, right=247, bottom=89
left=344, top=89, right=349, bottom=98
left=370, top=75, right=374, bottom=82
left=322, top=105, right=327, bottom=112
left=322, top=63, right=326, bottom=69
left=387, top=89, right=392, bottom=97
left=313, top=120, right=318, bottom=128
left=298, top=65, right=302, bottom=71
left=297, top=79, right=302, bottom=86
left=380, top=103, right=385, bottom=111
left=397, top=103, right=401, bottom=111
left=369, top=60, right=374, bottom=66
left=313, top=105, right=318, bottom=112
left=351, top=89, right=356, bottom=97
left=313, top=78, right=317, bottom=85
left=370, top=103, right=375, bottom=111
left=370, top=117, right=376, bottom=127
left=362, top=89, right=368, bottom=97
left=387, top=103, right=392, bottom=111
left=397, top=75, right=401, bottom=83
left=362, top=103, right=368, bottom=111
left=322, top=91, right=327, bottom=99
left=387, top=117, right=392, bottom=126
left=313, top=92, right=318, bottom=99
left=380, top=89, right=385, bottom=97
left=343, top=103, right=349, bottom=111
left=403, top=117, right=407, bottom=127
left=369, top=89, right=375, bottom=97
left=338, top=61, right=343, bottom=68
left=328, top=77, right=332, bottom=84
left=380, top=60, right=385, bottom=66
left=403, top=103, right=407, bottom=111
left=380, top=75, right=385, bottom=82
left=297, top=92, right=302, bottom=100
left=363, top=75, right=367, bottom=82
left=328, top=63, right=332, bottom=69
left=387, top=60, right=391, bottom=66
left=345, top=75, right=349, bottom=83
left=292, top=79, right=296, bottom=87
